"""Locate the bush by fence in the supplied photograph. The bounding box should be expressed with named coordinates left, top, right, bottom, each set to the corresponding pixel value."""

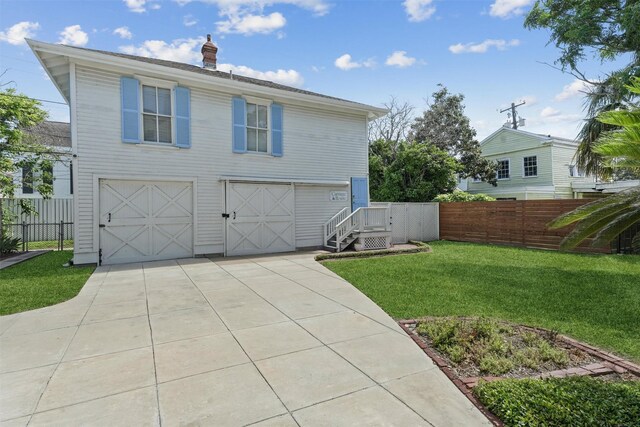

left=439, top=200, right=613, bottom=254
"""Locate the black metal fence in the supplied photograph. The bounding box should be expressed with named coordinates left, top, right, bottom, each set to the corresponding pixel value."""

left=5, top=221, right=73, bottom=251
left=612, top=222, right=640, bottom=254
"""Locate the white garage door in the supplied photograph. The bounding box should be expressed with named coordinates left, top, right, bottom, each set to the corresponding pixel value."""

left=99, top=179, right=193, bottom=265
left=226, top=182, right=295, bottom=256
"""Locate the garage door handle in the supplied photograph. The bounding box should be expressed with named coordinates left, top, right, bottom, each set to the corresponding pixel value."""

left=233, top=211, right=236, bottom=220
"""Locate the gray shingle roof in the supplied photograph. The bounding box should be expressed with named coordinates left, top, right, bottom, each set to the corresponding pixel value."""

left=24, top=121, right=71, bottom=148
left=62, top=44, right=369, bottom=107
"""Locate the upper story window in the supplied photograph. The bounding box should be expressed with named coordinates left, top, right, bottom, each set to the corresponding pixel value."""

left=473, top=176, right=482, bottom=183
left=523, top=156, right=537, bottom=177
left=142, top=85, right=173, bottom=144
left=246, top=102, right=268, bottom=153
left=497, top=159, right=510, bottom=180
left=569, top=164, right=584, bottom=177
left=22, top=166, right=33, bottom=194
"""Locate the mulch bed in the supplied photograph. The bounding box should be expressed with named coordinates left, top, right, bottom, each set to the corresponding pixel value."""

left=398, top=317, right=640, bottom=426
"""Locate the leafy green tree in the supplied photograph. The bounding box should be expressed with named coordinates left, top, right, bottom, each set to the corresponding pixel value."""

left=525, top=0, right=640, bottom=178
left=548, top=78, right=640, bottom=250
left=1, top=88, right=53, bottom=239
left=433, top=190, right=496, bottom=203
left=409, top=85, right=497, bottom=185
left=373, top=142, right=460, bottom=202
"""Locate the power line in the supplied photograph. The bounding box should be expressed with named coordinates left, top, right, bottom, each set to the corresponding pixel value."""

left=0, top=92, right=68, bottom=106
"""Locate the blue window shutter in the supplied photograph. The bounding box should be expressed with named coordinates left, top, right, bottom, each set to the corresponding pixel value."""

left=175, top=86, right=191, bottom=148
left=271, top=103, right=283, bottom=157
left=121, top=76, right=140, bottom=144
left=232, top=97, right=247, bottom=153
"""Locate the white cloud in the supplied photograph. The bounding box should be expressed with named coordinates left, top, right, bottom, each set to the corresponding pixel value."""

left=119, top=36, right=304, bottom=86
left=181, top=0, right=329, bottom=37
left=385, top=50, right=416, bottom=68
left=554, top=79, right=594, bottom=102
left=489, top=0, right=534, bottom=18
left=540, top=106, right=561, bottom=118
left=403, top=0, right=436, bottom=22
left=113, top=26, right=133, bottom=39
left=123, top=0, right=160, bottom=12
left=217, top=12, right=286, bottom=35
left=0, top=21, right=40, bottom=45
left=218, top=63, right=304, bottom=87
left=183, top=14, right=198, bottom=27
left=123, top=0, right=147, bottom=12
left=180, top=0, right=330, bottom=16
left=120, top=37, right=205, bottom=63
left=334, top=53, right=375, bottom=71
left=59, top=25, right=89, bottom=47
left=449, top=39, right=520, bottom=54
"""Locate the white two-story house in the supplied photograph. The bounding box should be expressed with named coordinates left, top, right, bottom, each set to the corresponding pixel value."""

left=29, top=38, right=385, bottom=265
left=13, top=121, right=73, bottom=200
left=467, top=127, right=596, bottom=200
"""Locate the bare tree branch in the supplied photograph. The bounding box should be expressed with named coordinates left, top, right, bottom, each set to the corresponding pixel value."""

left=368, top=96, right=415, bottom=146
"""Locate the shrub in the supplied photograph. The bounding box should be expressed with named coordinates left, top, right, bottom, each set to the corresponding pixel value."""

left=475, top=377, right=640, bottom=427
left=0, top=235, right=21, bottom=255
left=433, top=190, right=496, bottom=202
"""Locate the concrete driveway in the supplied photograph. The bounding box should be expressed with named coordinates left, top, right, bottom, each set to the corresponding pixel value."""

left=1, top=253, right=489, bottom=426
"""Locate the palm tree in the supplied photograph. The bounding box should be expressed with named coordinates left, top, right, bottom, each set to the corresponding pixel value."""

left=549, top=78, right=640, bottom=250
left=575, top=63, right=640, bottom=180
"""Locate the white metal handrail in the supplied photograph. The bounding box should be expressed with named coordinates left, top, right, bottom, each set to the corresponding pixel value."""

left=332, top=207, right=391, bottom=252
left=323, top=207, right=349, bottom=246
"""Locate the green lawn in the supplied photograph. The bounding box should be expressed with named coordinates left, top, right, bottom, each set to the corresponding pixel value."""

left=0, top=251, right=94, bottom=315
left=27, top=239, right=74, bottom=250
left=323, top=241, right=640, bottom=362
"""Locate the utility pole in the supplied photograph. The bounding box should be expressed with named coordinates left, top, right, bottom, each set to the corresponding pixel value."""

left=500, top=101, right=526, bottom=129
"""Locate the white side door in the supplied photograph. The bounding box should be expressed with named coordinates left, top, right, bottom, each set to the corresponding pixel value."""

left=226, top=182, right=295, bottom=256
left=99, top=179, right=193, bottom=265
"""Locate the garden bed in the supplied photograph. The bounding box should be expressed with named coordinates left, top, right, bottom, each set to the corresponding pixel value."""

left=400, top=317, right=640, bottom=426
left=411, top=317, right=600, bottom=379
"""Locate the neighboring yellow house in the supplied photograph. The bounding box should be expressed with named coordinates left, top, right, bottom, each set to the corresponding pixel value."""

left=467, top=127, right=595, bottom=200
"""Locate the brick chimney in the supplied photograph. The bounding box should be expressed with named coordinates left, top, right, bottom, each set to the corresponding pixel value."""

left=201, top=34, right=218, bottom=70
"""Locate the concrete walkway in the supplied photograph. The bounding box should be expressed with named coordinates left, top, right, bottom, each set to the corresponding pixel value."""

left=0, top=253, right=489, bottom=426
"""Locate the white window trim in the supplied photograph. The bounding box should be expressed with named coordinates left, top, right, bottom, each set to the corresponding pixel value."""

left=497, top=158, right=511, bottom=180
left=244, top=98, right=272, bottom=155
left=522, top=155, right=538, bottom=178
left=138, top=77, right=177, bottom=147
left=569, top=164, right=584, bottom=178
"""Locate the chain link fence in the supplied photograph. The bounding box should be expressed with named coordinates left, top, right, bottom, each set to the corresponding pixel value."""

left=5, top=221, right=73, bottom=251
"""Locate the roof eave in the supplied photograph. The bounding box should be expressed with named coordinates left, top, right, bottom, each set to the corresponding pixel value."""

left=28, top=39, right=386, bottom=117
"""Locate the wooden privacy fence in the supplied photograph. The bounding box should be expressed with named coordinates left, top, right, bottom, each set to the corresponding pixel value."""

left=439, top=200, right=611, bottom=254
left=371, top=202, right=439, bottom=244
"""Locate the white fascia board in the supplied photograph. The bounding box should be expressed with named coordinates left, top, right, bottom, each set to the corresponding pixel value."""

left=219, top=175, right=349, bottom=186
left=29, top=43, right=71, bottom=104
left=27, top=39, right=387, bottom=118
left=480, top=127, right=552, bottom=146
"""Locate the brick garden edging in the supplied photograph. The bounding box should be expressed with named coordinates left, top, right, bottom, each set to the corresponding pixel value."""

left=397, top=321, right=503, bottom=426
left=398, top=319, right=640, bottom=427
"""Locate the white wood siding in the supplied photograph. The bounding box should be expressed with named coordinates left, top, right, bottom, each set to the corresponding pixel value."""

left=73, top=65, right=368, bottom=263
left=294, top=184, right=350, bottom=248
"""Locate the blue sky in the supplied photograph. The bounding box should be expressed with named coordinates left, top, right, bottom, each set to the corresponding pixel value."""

left=0, top=0, right=624, bottom=139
